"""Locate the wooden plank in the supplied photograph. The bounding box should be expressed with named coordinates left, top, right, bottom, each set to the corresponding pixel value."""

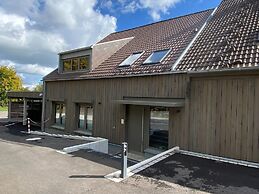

left=230, top=79, right=238, bottom=159
left=235, top=79, right=243, bottom=160
left=241, top=80, right=248, bottom=161
left=253, top=78, right=259, bottom=162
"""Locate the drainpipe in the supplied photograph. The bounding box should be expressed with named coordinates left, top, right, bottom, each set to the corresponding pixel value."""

left=41, top=80, right=46, bottom=131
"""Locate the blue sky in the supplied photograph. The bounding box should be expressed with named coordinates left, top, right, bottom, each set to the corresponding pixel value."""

left=0, top=0, right=221, bottom=89
left=99, top=0, right=220, bottom=32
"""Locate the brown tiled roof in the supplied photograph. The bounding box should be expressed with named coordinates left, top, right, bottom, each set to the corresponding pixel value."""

left=45, top=10, right=213, bottom=81
left=176, top=0, right=259, bottom=71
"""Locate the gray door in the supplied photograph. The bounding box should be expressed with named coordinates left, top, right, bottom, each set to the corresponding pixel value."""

left=126, top=105, right=144, bottom=153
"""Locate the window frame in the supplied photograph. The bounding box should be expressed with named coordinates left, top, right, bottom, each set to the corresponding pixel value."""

left=62, top=55, right=90, bottom=72
left=143, top=49, right=171, bottom=65
left=118, top=51, right=144, bottom=67
left=77, top=104, right=93, bottom=135
left=54, top=102, right=66, bottom=127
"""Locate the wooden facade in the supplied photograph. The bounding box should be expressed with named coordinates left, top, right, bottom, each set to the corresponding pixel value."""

left=44, top=74, right=188, bottom=143
left=186, top=74, right=259, bottom=163
left=44, top=72, right=259, bottom=163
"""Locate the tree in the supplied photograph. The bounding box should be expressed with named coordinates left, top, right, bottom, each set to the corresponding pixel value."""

left=0, top=65, right=23, bottom=106
left=33, top=82, right=43, bottom=92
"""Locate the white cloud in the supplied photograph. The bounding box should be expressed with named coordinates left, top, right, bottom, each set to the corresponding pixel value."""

left=0, top=59, right=54, bottom=78
left=122, top=1, right=141, bottom=13
left=118, top=0, right=182, bottom=20
left=16, top=64, right=54, bottom=76
left=140, top=0, right=182, bottom=20
left=0, top=0, right=117, bottom=86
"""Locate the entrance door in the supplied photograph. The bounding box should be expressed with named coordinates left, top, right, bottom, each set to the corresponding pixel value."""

left=126, top=105, right=144, bottom=153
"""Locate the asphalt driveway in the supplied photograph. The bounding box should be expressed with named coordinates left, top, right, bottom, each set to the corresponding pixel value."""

left=0, top=121, right=204, bottom=194
left=139, top=153, right=259, bottom=194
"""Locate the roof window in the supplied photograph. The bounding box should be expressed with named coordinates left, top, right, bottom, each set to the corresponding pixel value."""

left=143, top=49, right=170, bottom=64
left=119, top=52, right=143, bottom=67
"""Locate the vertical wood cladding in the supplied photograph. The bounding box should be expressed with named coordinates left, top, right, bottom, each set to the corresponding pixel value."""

left=44, top=73, right=259, bottom=163
left=189, top=75, right=259, bottom=163
left=45, top=74, right=188, bottom=144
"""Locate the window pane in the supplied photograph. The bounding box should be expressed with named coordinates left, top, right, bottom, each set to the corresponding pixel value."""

left=78, top=106, right=85, bottom=129
left=63, top=60, right=71, bottom=72
left=72, top=58, right=79, bottom=71
left=86, top=106, right=93, bottom=132
left=144, top=49, right=169, bottom=64
left=55, top=104, right=61, bottom=124
left=119, top=52, right=142, bottom=67
left=149, top=107, right=169, bottom=150
left=79, top=57, right=89, bottom=70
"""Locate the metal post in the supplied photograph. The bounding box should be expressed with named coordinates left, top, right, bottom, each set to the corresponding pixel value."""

left=8, top=99, right=11, bottom=121
left=41, top=81, right=46, bottom=131
left=121, top=142, right=128, bottom=178
left=27, top=118, right=31, bottom=133
left=23, top=98, right=27, bottom=125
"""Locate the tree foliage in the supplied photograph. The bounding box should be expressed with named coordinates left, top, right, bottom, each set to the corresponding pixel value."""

left=33, top=83, right=43, bottom=92
left=0, top=65, right=23, bottom=106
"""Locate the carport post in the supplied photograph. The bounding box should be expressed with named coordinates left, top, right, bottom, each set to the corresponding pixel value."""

left=121, top=142, right=128, bottom=178
left=27, top=118, right=31, bottom=133
left=23, top=98, right=28, bottom=125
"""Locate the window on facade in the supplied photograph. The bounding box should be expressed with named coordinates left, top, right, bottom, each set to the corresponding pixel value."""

left=143, top=49, right=170, bottom=64
left=149, top=107, right=169, bottom=150
left=119, top=52, right=143, bottom=67
left=78, top=104, right=93, bottom=135
left=79, top=57, right=89, bottom=70
left=63, top=60, right=71, bottom=71
left=63, top=56, right=90, bottom=72
left=55, top=103, right=65, bottom=127
left=72, top=58, right=79, bottom=71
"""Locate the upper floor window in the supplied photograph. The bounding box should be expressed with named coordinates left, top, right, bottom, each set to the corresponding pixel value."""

left=119, top=52, right=143, bottom=67
left=63, top=56, right=90, bottom=72
left=143, top=49, right=170, bottom=64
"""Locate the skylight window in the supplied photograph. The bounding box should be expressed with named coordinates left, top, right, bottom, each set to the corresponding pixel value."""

left=143, top=49, right=170, bottom=64
left=119, top=52, right=143, bottom=67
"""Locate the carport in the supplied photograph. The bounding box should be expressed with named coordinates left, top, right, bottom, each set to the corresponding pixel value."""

left=7, top=91, right=43, bottom=125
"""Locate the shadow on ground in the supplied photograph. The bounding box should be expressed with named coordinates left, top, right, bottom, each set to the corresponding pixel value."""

left=70, top=149, right=135, bottom=170
left=69, top=175, right=105, bottom=179
left=0, top=121, right=136, bottom=171
left=0, top=122, right=88, bottom=150
left=138, top=153, right=259, bottom=193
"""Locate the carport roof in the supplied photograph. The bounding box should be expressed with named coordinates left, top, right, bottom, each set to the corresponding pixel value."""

left=7, top=91, right=43, bottom=99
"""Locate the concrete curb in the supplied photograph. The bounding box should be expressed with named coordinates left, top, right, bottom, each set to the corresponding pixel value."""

left=63, top=139, right=108, bottom=154
left=28, top=130, right=108, bottom=154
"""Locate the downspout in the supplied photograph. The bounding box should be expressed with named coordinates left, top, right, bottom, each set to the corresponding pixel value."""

left=41, top=80, right=46, bottom=131
left=171, top=7, right=218, bottom=71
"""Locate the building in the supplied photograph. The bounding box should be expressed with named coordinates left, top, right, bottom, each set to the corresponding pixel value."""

left=43, top=0, right=259, bottom=163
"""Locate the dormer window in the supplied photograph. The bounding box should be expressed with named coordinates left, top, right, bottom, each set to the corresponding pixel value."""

left=143, top=49, right=170, bottom=64
left=63, top=56, right=90, bottom=72
left=119, top=52, right=143, bottom=67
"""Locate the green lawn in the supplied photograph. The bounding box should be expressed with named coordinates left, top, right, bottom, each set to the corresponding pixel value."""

left=0, top=106, right=8, bottom=111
